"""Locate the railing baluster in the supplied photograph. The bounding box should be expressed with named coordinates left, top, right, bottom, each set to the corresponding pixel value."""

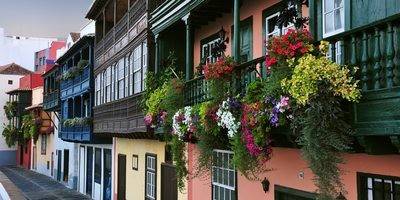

left=351, top=36, right=357, bottom=67
left=373, top=28, right=382, bottom=90
left=386, top=23, right=395, bottom=89
left=340, top=38, right=345, bottom=65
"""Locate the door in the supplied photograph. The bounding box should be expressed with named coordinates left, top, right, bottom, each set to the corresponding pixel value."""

left=117, top=154, right=126, bottom=200
left=240, top=19, right=253, bottom=63
left=51, top=152, right=54, bottom=177
left=79, top=146, right=85, bottom=193
left=19, top=145, right=23, bottom=165
left=86, top=147, right=93, bottom=197
left=275, top=185, right=315, bottom=200
left=32, top=146, right=37, bottom=170
left=63, top=149, right=69, bottom=182
left=103, top=149, right=112, bottom=200
left=57, top=150, right=62, bottom=181
left=161, top=163, right=178, bottom=200
left=94, top=148, right=102, bottom=200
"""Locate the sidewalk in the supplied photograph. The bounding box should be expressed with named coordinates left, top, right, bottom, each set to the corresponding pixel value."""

left=0, top=166, right=90, bottom=200
left=0, top=169, right=25, bottom=200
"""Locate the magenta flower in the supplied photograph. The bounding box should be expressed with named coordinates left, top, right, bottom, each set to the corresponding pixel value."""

left=144, top=114, right=153, bottom=126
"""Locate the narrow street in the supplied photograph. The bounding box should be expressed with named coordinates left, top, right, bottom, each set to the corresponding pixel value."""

left=0, top=166, right=90, bottom=200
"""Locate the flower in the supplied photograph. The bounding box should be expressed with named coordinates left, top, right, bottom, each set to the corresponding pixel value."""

left=172, top=106, right=199, bottom=142
left=144, top=114, right=153, bottom=126
left=204, top=57, right=236, bottom=80
left=216, top=98, right=241, bottom=138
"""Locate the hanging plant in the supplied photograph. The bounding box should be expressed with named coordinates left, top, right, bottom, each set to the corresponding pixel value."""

left=59, top=59, right=89, bottom=81
left=21, top=114, right=39, bottom=142
left=172, top=106, right=199, bottom=143
left=4, top=101, right=17, bottom=120
left=63, top=117, right=92, bottom=127
left=1, top=124, right=20, bottom=147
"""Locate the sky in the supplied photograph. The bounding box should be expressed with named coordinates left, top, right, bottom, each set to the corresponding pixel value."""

left=0, top=0, right=93, bottom=39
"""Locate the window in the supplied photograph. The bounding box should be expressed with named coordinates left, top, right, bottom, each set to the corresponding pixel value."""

left=201, top=37, right=221, bottom=64
left=132, top=154, right=138, bottom=171
left=142, top=42, right=148, bottom=90
left=105, top=67, right=111, bottom=103
left=129, top=52, right=134, bottom=96
left=113, top=64, right=118, bottom=100
left=326, top=41, right=342, bottom=64
left=212, top=150, right=236, bottom=200
left=145, top=154, right=156, bottom=200
left=83, top=98, right=89, bottom=117
left=133, top=44, right=142, bottom=94
left=125, top=54, right=130, bottom=97
left=8, top=80, right=13, bottom=85
left=41, top=134, right=47, bottom=155
left=117, top=58, right=125, bottom=99
left=95, top=75, right=101, bottom=106
left=265, top=10, right=294, bottom=42
left=323, top=0, right=344, bottom=37
left=358, top=173, right=400, bottom=200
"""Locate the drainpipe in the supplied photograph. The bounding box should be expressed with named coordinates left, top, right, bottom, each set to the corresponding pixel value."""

left=233, top=0, right=240, bottom=63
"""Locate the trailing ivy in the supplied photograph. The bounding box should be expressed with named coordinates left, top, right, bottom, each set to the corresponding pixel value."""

left=170, top=135, right=188, bottom=191
left=4, top=101, right=17, bottom=120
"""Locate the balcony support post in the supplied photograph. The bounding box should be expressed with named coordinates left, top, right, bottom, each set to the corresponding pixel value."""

left=155, top=34, right=159, bottom=74
left=386, top=23, right=394, bottom=89
left=81, top=95, right=84, bottom=118
left=233, top=0, right=240, bottom=63
left=183, top=14, right=193, bottom=81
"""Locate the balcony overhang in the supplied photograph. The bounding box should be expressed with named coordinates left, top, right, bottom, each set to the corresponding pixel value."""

left=56, top=35, right=94, bottom=65
left=85, top=0, right=108, bottom=20
left=6, top=88, right=31, bottom=95
left=150, top=0, right=232, bottom=35
left=25, top=103, right=43, bottom=111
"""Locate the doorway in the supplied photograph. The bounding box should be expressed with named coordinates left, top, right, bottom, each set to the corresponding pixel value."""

left=63, top=149, right=69, bottom=182
left=275, top=185, right=316, bottom=200
left=57, top=150, right=62, bottom=181
left=86, top=147, right=93, bottom=197
left=103, top=149, right=112, bottom=200
left=79, top=146, right=85, bottom=193
left=117, top=154, right=126, bottom=200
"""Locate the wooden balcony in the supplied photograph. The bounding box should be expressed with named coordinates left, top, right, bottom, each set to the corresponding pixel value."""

left=94, top=0, right=147, bottom=69
left=43, top=90, right=60, bottom=111
left=93, top=94, right=149, bottom=138
left=184, top=57, right=265, bottom=106
left=59, top=124, right=91, bottom=142
left=322, top=16, right=400, bottom=153
left=60, top=66, right=91, bottom=100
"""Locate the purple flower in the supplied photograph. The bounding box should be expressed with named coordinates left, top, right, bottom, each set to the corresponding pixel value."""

left=228, top=97, right=242, bottom=110
left=144, top=114, right=153, bottom=126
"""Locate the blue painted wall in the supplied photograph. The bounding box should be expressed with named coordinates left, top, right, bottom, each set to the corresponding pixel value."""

left=0, top=150, right=16, bottom=166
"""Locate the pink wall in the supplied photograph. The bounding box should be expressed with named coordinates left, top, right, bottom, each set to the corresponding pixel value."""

left=19, top=74, right=43, bottom=89
left=188, top=146, right=400, bottom=200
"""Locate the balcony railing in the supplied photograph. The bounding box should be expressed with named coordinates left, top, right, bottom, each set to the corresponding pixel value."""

left=43, top=90, right=60, bottom=110
left=184, top=57, right=265, bottom=106
left=94, top=0, right=147, bottom=67
left=60, top=66, right=91, bottom=99
left=323, top=16, right=400, bottom=139
left=59, top=124, right=91, bottom=142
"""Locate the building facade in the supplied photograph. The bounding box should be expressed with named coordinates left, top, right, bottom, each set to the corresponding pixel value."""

left=0, top=27, right=57, bottom=70
left=0, top=63, right=32, bottom=166
left=149, top=0, right=400, bottom=200
left=34, top=41, right=66, bottom=74
left=85, top=0, right=179, bottom=199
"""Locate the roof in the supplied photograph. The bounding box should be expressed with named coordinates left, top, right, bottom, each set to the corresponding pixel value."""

left=56, top=35, right=95, bottom=64
left=86, top=0, right=108, bottom=20
left=26, top=103, right=43, bottom=111
left=0, top=63, right=33, bottom=75
left=70, top=32, right=81, bottom=42
left=42, top=64, right=59, bottom=77
left=6, top=87, right=32, bottom=94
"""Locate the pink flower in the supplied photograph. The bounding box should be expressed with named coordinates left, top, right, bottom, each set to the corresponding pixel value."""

left=160, top=111, right=168, bottom=121
left=280, top=96, right=289, bottom=108
left=144, top=114, right=153, bottom=126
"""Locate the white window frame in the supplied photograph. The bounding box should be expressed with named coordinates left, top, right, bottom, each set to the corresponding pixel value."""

left=117, top=58, right=125, bottom=99
left=105, top=67, right=111, bottom=103
left=133, top=44, right=142, bottom=94
left=125, top=54, right=130, bottom=97
left=322, top=0, right=345, bottom=38
left=202, top=38, right=221, bottom=64
left=129, top=52, right=134, bottom=96
left=95, top=75, right=100, bottom=106
left=145, top=155, right=156, bottom=200
left=326, top=41, right=342, bottom=64
left=212, top=149, right=236, bottom=200
left=142, top=42, right=148, bottom=91
left=265, top=9, right=295, bottom=43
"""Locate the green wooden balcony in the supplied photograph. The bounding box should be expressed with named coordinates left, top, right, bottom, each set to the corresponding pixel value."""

left=322, top=16, right=400, bottom=153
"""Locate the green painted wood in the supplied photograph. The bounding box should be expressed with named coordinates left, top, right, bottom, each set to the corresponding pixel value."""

left=233, top=0, right=240, bottom=62
left=386, top=23, right=394, bottom=88
left=185, top=17, right=194, bottom=81
left=361, top=32, right=369, bottom=91
left=373, top=28, right=382, bottom=90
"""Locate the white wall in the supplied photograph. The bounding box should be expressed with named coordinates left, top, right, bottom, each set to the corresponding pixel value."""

left=0, top=74, right=23, bottom=151
left=80, top=21, right=95, bottom=36
left=0, top=27, right=57, bottom=70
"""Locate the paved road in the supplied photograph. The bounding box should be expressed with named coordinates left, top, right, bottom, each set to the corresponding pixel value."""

left=0, top=166, right=90, bottom=200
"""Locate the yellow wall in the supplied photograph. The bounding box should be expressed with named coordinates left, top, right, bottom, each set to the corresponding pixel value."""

left=34, top=132, right=55, bottom=177
left=114, top=138, right=187, bottom=200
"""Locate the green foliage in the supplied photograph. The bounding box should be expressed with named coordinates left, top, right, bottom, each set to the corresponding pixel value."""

left=4, top=101, right=17, bottom=120
left=21, top=114, right=39, bottom=142
left=171, top=135, right=188, bottom=191
left=2, top=124, right=19, bottom=147
left=63, top=117, right=92, bottom=127
left=60, top=59, right=89, bottom=81
left=297, top=83, right=352, bottom=199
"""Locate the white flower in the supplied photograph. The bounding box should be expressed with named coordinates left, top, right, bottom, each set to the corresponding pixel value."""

left=216, top=99, right=240, bottom=138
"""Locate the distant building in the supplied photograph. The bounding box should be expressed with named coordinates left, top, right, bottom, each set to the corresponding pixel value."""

left=0, top=63, right=32, bottom=166
left=34, top=41, right=66, bottom=74
left=0, top=27, right=57, bottom=70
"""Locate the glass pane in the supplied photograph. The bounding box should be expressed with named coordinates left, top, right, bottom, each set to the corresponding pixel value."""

left=223, top=169, right=228, bottom=185
left=394, top=181, right=400, bottom=200
left=213, top=168, right=217, bottom=182
left=335, top=0, right=343, bottom=8
left=384, top=180, right=392, bottom=200
left=231, top=190, right=236, bottom=200
left=325, top=12, right=334, bottom=33
left=324, top=0, right=334, bottom=12
left=267, top=16, right=279, bottom=34
left=334, top=9, right=343, bottom=30
left=225, top=188, right=230, bottom=200
left=214, top=186, right=219, bottom=200
left=374, top=179, right=384, bottom=200
left=229, top=171, right=235, bottom=187
left=219, top=187, right=224, bottom=200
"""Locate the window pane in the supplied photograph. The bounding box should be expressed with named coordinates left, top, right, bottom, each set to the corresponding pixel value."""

left=134, top=72, right=141, bottom=94
left=334, top=9, right=343, bottom=30
left=335, top=0, right=343, bottom=8
left=324, top=0, right=334, bottom=12
left=325, top=12, right=334, bottom=33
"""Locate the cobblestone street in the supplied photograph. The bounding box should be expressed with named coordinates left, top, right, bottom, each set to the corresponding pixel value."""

left=0, top=166, right=90, bottom=200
